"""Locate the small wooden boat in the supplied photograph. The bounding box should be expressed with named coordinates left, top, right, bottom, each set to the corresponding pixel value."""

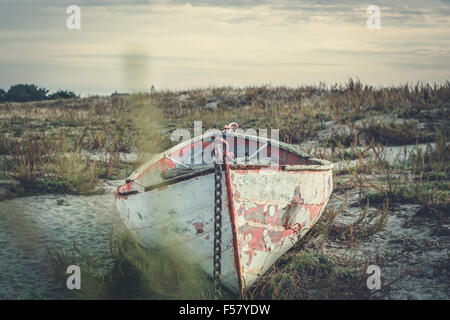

left=115, top=124, right=333, bottom=294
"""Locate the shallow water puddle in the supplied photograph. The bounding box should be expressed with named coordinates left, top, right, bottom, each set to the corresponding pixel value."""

left=0, top=180, right=124, bottom=299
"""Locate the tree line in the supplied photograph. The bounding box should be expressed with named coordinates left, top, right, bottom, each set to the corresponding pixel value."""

left=0, top=84, right=78, bottom=103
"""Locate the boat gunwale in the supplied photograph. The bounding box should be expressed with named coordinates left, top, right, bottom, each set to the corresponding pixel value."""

left=130, top=130, right=333, bottom=183
left=142, top=160, right=333, bottom=193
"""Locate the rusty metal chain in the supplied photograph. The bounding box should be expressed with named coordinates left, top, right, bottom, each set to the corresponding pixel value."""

left=213, top=156, right=223, bottom=299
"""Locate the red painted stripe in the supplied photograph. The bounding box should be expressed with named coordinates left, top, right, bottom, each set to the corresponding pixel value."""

left=224, top=160, right=244, bottom=296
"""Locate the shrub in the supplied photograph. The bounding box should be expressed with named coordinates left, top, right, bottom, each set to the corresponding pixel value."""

left=48, top=90, right=78, bottom=99
left=5, top=84, right=49, bottom=102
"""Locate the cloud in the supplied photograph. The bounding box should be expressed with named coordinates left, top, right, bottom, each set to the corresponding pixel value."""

left=0, top=0, right=449, bottom=94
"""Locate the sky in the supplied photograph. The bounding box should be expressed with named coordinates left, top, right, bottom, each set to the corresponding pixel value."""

left=0, top=0, right=449, bottom=96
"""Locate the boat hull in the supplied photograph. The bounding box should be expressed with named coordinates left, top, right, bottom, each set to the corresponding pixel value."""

left=115, top=166, right=333, bottom=293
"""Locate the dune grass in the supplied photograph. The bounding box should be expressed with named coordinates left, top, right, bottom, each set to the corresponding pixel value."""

left=48, top=231, right=231, bottom=300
